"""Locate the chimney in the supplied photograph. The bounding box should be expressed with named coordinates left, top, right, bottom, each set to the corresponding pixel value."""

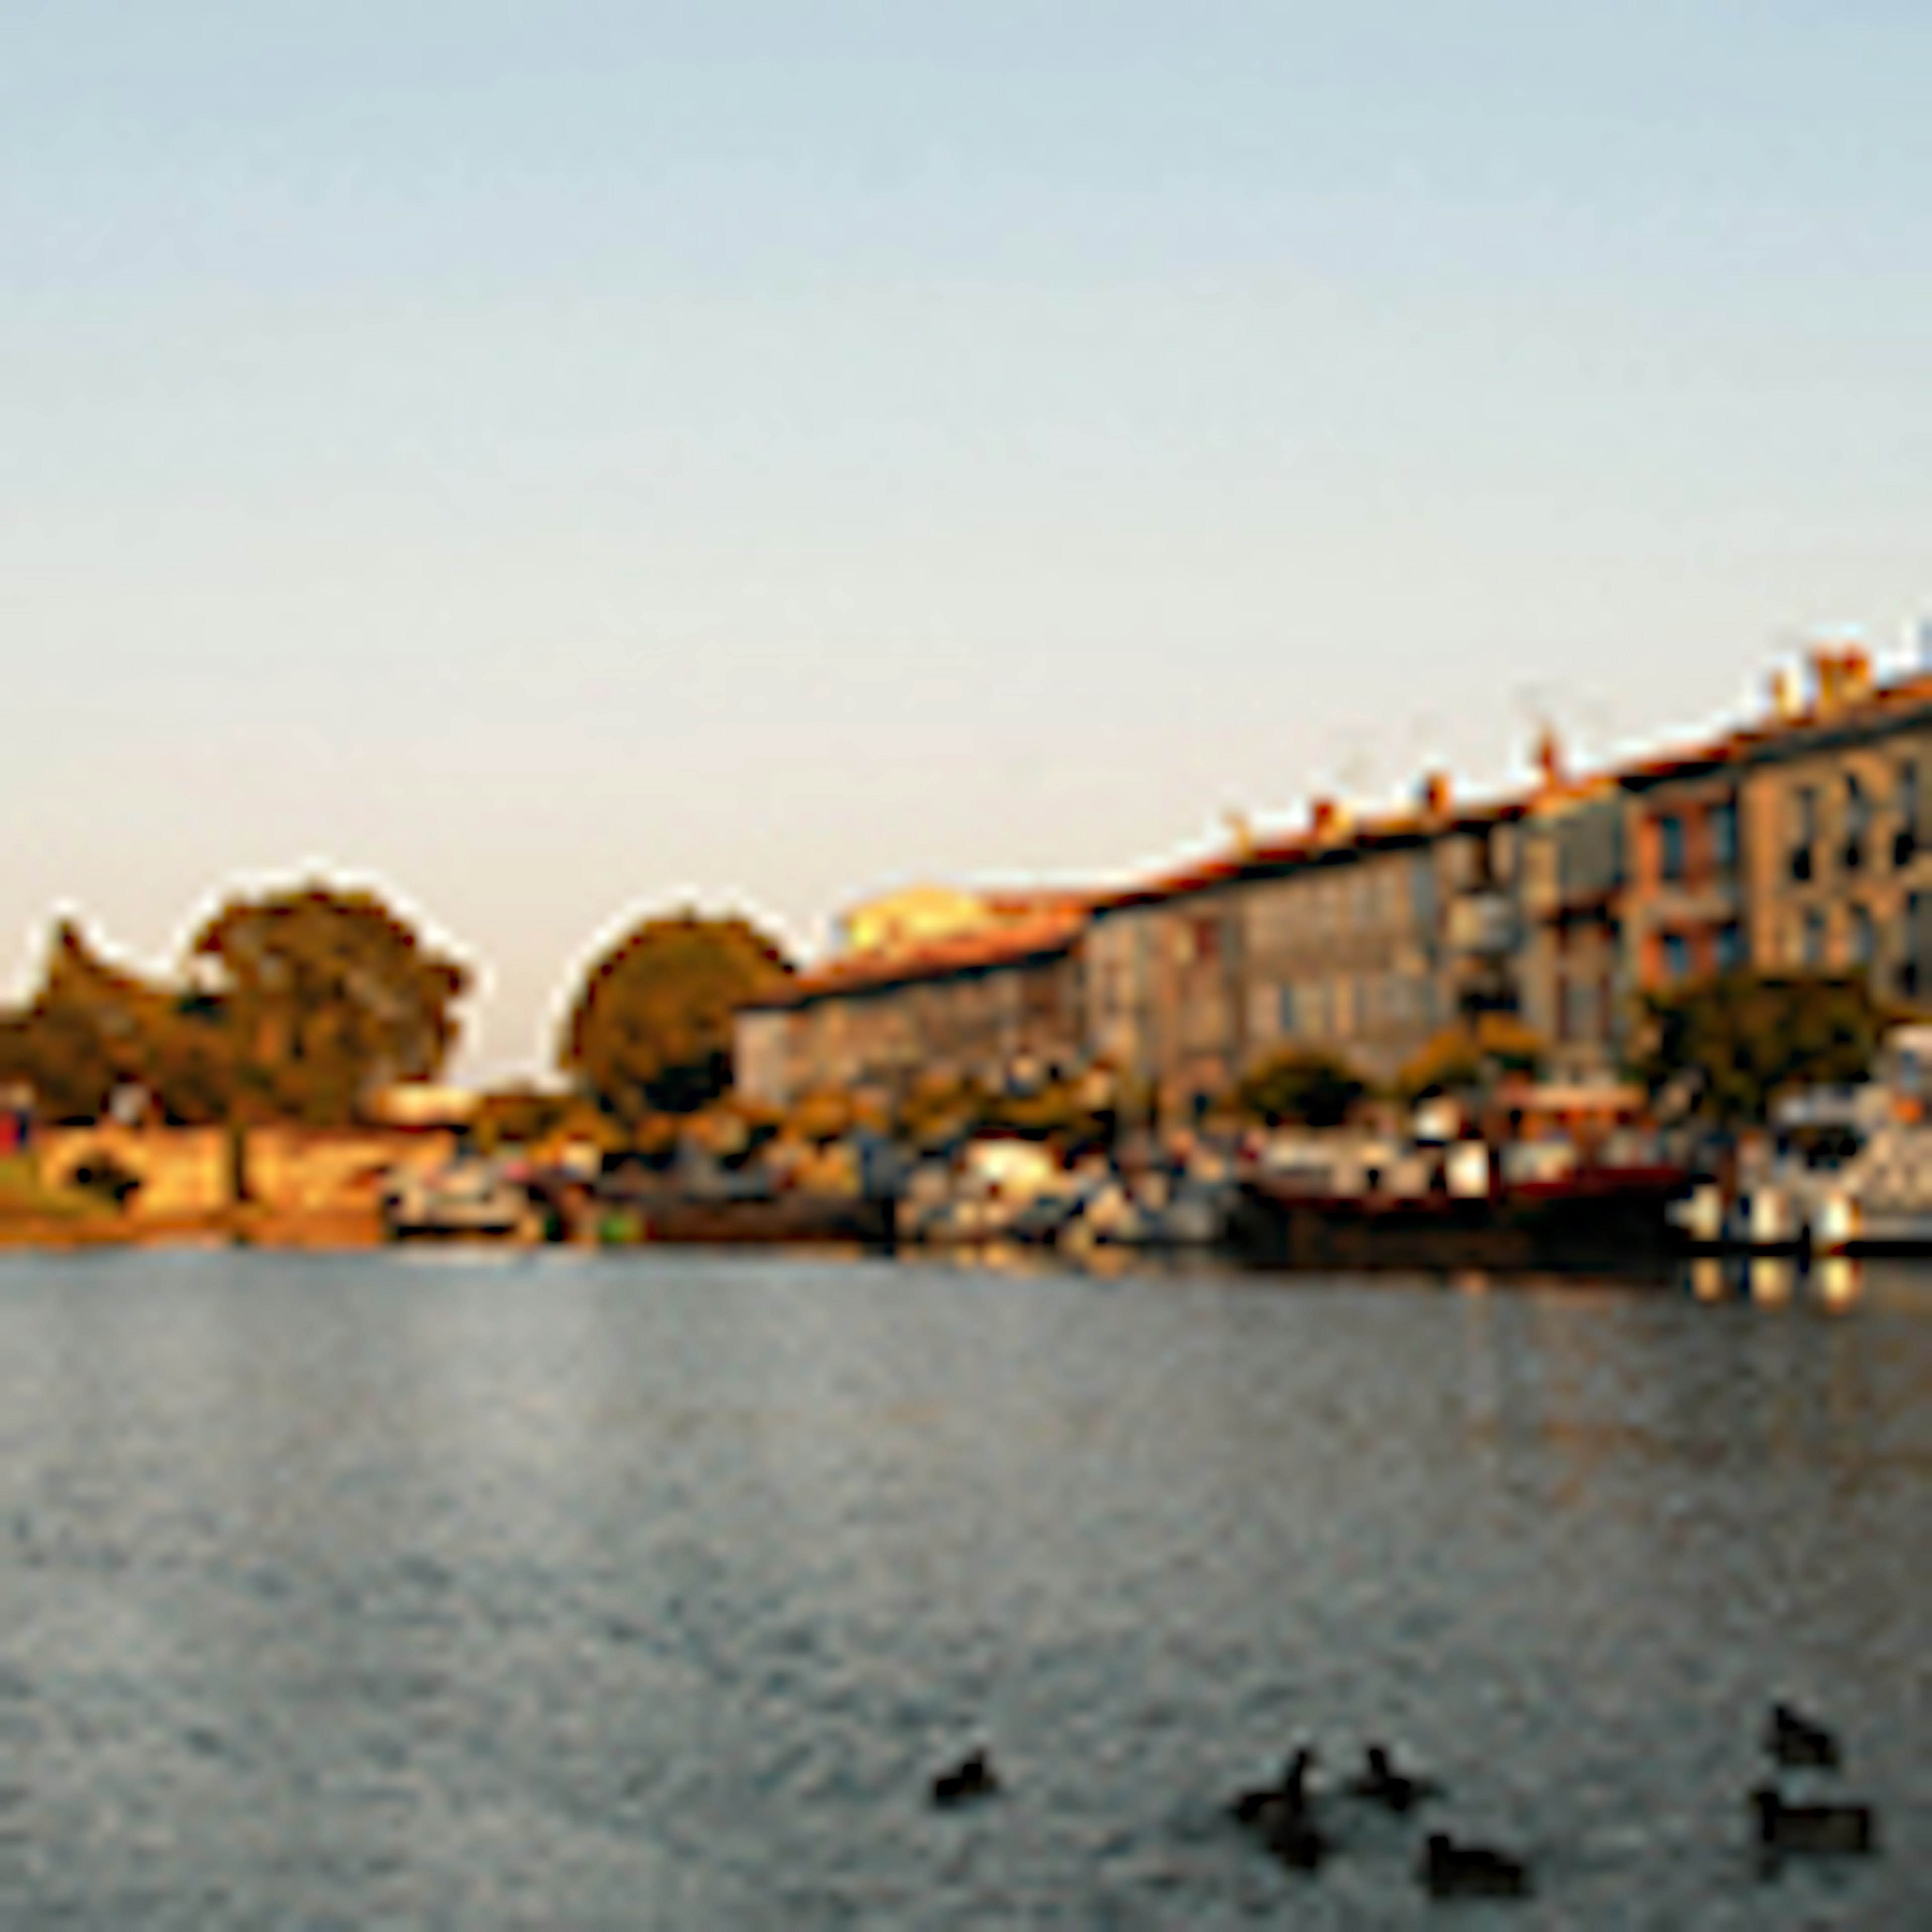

left=1310, top=795, right=1345, bottom=841
left=1840, top=643, right=1875, bottom=705
left=1769, top=665, right=1803, bottom=721
left=1223, top=809, right=1256, bottom=859
left=1419, top=771, right=1453, bottom=819
left=1533, top=725, right=1565, bottom=791
left=1811, top=645, right=1841, bottom=712
left=1810, top=640, right=1876, bottom=713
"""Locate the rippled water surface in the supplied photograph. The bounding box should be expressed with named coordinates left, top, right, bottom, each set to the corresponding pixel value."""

left=0, top=1248, right=1925, bottom=1927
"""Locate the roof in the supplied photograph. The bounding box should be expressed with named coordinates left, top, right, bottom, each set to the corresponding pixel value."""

left=1618, top=668, right=1932, bottom=790
left=743, top=904, right=1088, bottom=1011
left=1088, top=794, right=1527, bottom=918
left=752, top=663, right=1932, bottom=996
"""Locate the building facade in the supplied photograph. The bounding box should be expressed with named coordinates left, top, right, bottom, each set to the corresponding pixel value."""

left=1737, top=654, right=1932, bottom=1001
left=733, top=645, right=1932, bottom=1121
left=735, top=909, right=1087, bottom=1110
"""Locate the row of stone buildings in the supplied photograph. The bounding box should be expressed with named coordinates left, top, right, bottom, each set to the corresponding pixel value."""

left=735, top=646, right=1932, bottom=1119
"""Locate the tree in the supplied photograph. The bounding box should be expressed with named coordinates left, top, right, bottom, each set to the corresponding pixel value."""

left=1633, top=970, right=1892, bottom=1126
left=1396, top=1014, right=1548, bottom=1103
left=560, top=911, right=792, bottom=1127
left=895, top=1069, right=987, bottom=1152
left=0, top=922, right=184, bottom=1123
left=191, top=883, right=471, bottom=1127
left=1232, top=1045, right=1370, bottom=1129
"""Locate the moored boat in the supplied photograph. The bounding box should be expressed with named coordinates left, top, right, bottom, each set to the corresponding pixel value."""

left=623, top=1193, right=896, bottom=1246
left=1229, top=1157, right=1689, bottom=1272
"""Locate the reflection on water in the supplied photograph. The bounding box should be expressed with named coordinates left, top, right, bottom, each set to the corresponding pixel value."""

left=1683, top=1253, right=1932, bottom=1315
left=0, top=1247, right=1924, bottom=1928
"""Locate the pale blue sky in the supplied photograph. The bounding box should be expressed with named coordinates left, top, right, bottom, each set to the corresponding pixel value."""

left=5, top=2, right=1929, bottom=1077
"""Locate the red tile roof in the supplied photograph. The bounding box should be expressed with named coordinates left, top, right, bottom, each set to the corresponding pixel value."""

left=745, top=904, right=1088, bottom=1010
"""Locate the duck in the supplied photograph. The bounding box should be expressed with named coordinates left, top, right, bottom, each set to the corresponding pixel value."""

left=1228, top=1744, right=1316, bottom=1827
left=1418, top=1831, right=1533, bottom=1900
left=930, top=1746, right=1000, bottom=1807
left=1347, top=1742, right=1440, bottom=1813
left=1765, top=1701, right=1841, bottom=1770
left=1750, top=1785, right=1878, bottom=1858
left=1263, top=1803, right=1332, bottom=1873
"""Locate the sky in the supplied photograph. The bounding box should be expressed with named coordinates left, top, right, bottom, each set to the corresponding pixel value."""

left=5, top=2, right=1929, bottom=1080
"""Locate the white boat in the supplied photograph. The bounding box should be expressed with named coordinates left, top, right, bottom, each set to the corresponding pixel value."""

left=381, top=1158, right=533, bottom=1240
left=1765, top=1025, right=1932, bottom=1252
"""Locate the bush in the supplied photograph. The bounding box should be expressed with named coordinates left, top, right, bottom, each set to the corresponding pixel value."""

left=894, top=1072, right=986, bottom=1151
left=1397, top=1015, right=1548, bottom=1102
left=1232, top=1046, right=1370, bottom=1129
left=787, top=1088, right=860, bottom=1147
left=1634, top=970, right=1892, bottom=1125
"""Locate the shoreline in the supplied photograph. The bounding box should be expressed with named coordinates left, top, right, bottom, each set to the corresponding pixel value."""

left=0, top=1208, right=388, bottom=1251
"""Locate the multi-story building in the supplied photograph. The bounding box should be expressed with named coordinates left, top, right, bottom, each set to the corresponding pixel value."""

left=1082, top=785, right=1523, bottom=1116
left=1235, top=810, right=1450, bottom=1093
left=735, top=642, right=1932, bottom=1121
left=1735, top=649, right=1932, bottom=1001
left=1516, top=774, right=1628, bottom=1076
left=733, top=903, right=1087, bottom=1110
left=1082, top=852, right=1250, bottom=1119
left=1518, top=649, right=1930, bottom=1075
left=1622, top=752, right=1748, bottom=994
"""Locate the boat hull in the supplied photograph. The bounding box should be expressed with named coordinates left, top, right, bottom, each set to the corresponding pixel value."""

left=622, top=1194, right=897, bottom=1247
left=1229, top=1169, right=1688, bottom=1274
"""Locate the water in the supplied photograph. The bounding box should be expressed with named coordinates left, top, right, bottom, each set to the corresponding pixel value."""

left=0, top=1248, right=1924, bottom=1928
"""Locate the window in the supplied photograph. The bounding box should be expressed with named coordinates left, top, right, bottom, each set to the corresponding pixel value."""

left=1276, top=984, right=1297, bottom=1037
left=1716, top=923, right=1746, bottom=972
left=1710, top=799, right=1739, bottom=874
left=1661, top=933, right=1692, bottom=983
left=1898, top=760, right=1920, bottom=867
left=1558, top=976, right=1590, bottom=1042
left=1802, top=909, right=1827, bottom=969
left=1905, top=893, right=1932, bottom=999
left=1790, top=786, right=1817, bottom=881
left=1849, top=904, right=1875, bottom=971
left=1332, top=976, right=1354, bottom=1037
left=1657, top=814, right=1686, bottom=883
left=1843, top=774, right=1869, bottom=872
left=1409, top=852, right=1438, bottom=925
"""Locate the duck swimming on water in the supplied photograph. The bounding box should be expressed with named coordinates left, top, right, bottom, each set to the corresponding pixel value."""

left=1765, top=1702, right=1841, bottom=1769
left=1347, top=1742, right=1440, bottom=1813
left=1751, top=1785, right=1878, bottom=1860
left=930, top=1746, right=1000, bottom=1807
left=1418, top=1831, right=1532, bottom=1900
left=1228, top=1745, right=1315, bottom=1827
left=1263, top=1802, right=1331, bottom=1873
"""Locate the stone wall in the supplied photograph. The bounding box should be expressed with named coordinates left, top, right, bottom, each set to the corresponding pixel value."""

left=36, top=1125, right=457, bottom=1221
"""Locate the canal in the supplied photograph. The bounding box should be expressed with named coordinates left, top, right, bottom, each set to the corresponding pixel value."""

left=0, top=1249, right=1924, bottom=1926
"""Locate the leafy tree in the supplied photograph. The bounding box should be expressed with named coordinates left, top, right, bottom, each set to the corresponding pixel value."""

left=1233, top=1045, right=1370, bottom=1129
left=979, top=1075, right=1116, bottom=1156
left=1633, top=970, right=1892, bottom=1126
left=895, top=1070, right=977, bottom=1148
left=561, top=911, right=792, bottom=1126
left=783, top=1086, right=859, bottom=1148
left=0, top=922, right=182, bottom=1123
left=1396, top=1014, right=1548, bottom=1103
left=0, top=1000, right=121, bottom=1125
left=192, top=883, right=471, bottom=1128
left=0, top=893, right=467, bottom=1190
